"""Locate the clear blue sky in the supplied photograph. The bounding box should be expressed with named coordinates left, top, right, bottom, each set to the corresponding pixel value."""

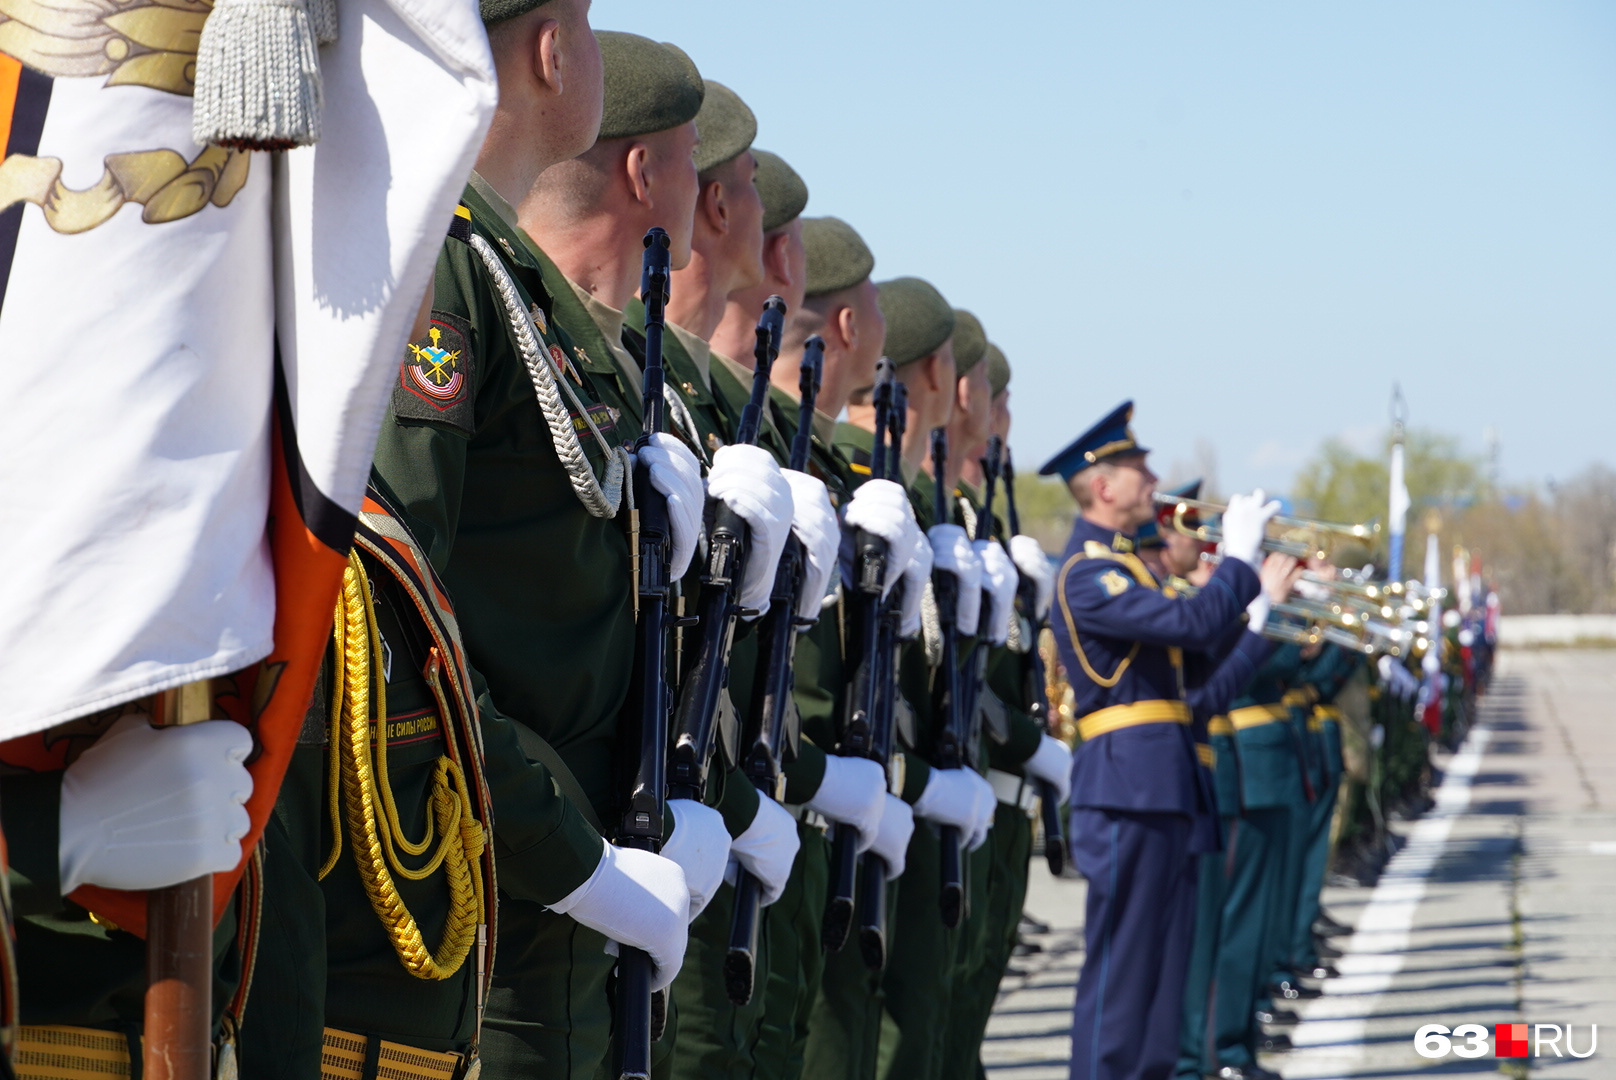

left=594, top=0, right=1616, bottom=496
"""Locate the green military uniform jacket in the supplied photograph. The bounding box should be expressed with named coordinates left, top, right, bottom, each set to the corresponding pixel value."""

left=371, top=179, right=628, bottom=896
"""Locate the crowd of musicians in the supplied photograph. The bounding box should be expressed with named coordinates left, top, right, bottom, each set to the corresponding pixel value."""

left=0, top=3, right=1501, bottom=1080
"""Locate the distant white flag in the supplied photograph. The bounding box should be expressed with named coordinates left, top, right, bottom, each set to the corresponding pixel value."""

left=0, top=0, right=493, bottom=925
left=1386, top=437, right=1410, bottom=578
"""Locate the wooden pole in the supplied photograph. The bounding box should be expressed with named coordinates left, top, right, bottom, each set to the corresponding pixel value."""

left=146, top=682, right=216, bottom=1080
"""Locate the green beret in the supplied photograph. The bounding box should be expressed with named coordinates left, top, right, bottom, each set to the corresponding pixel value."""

left=985, top=344, right=1010, bottom=397
left=877, top=277, right=955, bottom=368
left=753, top=150, right=807, bottom=232
left=950, top=309, right=986, bottom=376
left=802, top=216, right=874, bottom=297
left=480, top=0, right=552, bottom=24
left=692, top=81, right=756, bottom=175
left=597, top=32, right=704, bottom=141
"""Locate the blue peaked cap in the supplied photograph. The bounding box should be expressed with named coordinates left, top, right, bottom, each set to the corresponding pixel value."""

left=1038, top=400, right=1150, bottom=481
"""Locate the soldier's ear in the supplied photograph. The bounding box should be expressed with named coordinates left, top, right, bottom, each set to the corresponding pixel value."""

left=531, top=16, right=564, bottom=94
left=763, top=232, right=794, bottom=290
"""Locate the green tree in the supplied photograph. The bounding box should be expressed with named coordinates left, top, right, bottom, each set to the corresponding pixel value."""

left=1293, top=428, right=1487, bottom=531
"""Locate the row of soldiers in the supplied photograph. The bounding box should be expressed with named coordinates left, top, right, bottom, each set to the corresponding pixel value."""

left=1042, top=410, right=1496, bottom=1080
left=0, top=3, right=1078, bottom=1080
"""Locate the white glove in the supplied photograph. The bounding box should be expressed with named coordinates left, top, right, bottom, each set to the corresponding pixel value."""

left=842, top=479, right=919, bottom=598
left=782, top=469, right=839, bottom=621
left=1294, top=577, right=1333, bottom=603
left=899, top=530, right=933, bottom=639
left=659, top=798, right=730, bottom=919
left=635, top=432, right=705, bottom=582
left=725, top=796, right=800, bottom=907
left=1246, top=592, right=1272, bottom=633
left=1008, top=535, right=1054, bottom=620
left=550, top=839, right=690, bottom=992
left=974, top=539, right=1018, bottom=646
left=804, top=755, right=887, bottom=853
left=912, top=766, right=995, bottom=852
left=868, top=795, right=914, bottom=880
left=964, top=769, right=996, bottom=851
left=928, top=524, right=982, bottom=635
left=1023, top=734, right=1073, bottom=805
left=1217, top=489, right=1282, bottom=570
left=706, top=444, right=794, bottom=619
left=59, top=715, right=253, bottom=893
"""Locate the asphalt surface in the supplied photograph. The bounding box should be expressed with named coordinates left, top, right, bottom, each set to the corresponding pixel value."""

left=982, top=649, right=1616, bottom=1080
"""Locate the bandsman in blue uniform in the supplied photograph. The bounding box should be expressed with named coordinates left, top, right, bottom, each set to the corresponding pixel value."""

left=1043, top=402, right=1280, bottom=1080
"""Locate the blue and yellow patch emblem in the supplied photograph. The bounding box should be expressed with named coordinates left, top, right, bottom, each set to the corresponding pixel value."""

left=394, top=310, right=475, bottom=434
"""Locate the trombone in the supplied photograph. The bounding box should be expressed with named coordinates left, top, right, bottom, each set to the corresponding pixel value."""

left=1153, top=493, right=1380, bottom=562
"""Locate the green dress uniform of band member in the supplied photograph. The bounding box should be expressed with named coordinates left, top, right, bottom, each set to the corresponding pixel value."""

left=1287, top=643, right=1360, bottom=975
left=1211, top=645, right=1306, bottom=1074
left=369, top=105, right=658, bottom=1076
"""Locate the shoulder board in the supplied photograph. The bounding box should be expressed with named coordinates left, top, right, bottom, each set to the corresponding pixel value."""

left=448, top=203, right=471, bottom=243
left=1071, top=542, right=1160, bottom=590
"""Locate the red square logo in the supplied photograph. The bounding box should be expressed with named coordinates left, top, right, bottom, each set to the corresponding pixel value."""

left=1496, top=1024, right=1529, bottom=1057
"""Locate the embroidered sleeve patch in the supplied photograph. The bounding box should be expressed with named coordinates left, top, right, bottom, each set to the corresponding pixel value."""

left=1099, top=569, right=1131, bottom=597
left=394, top=310, right=475, bottom=435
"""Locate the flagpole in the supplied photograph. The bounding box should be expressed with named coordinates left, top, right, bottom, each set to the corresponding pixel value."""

left=145, top=681, right=217, bottom=1080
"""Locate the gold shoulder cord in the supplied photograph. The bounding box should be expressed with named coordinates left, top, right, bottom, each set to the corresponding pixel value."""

left=1056, top=552, right=1140, bottom=688
left=1055, top=547, right=1186, bottom=690
left=319, top=551, right=487, bottom=981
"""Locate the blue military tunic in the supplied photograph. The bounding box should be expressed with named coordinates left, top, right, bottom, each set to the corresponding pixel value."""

left=1051, top=518, right=1259, bottom=1080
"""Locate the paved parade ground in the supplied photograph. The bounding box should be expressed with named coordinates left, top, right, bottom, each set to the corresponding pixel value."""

left=984, top=649, right=1616, bottom=1080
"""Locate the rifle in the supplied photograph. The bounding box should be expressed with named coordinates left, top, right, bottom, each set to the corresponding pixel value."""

left=724, top=335, right=824, bottom=1004
left=667, top=295, right=786, bottom=809
left=955, top=437, right=1002, bottom=761
left=1003, top=449, right=1067, bottom=875
left=930, top=427, right=966, bottom=929
left=854, top=379, right=908, bottom=970
left=821, top=358, right=897, bottom=953
left=614, top=227, right=675, bottom=1080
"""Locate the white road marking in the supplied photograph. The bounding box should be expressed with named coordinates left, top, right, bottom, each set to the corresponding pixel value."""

left=1284, top=726, right=1493, bottom=1074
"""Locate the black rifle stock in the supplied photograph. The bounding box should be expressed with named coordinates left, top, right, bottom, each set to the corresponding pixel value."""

left=1002, top=449, right=1067, bottom=875
left=614, top=227, right=674, bottom=1080
left=854, top=380, right=908, bottom=969
left=957, top=437, right=1002, bottom=754
left=667, top=296, right=787, bottom=809
left=821, top=358, right=897, bottom=953
left=930, top=427, right=966, bottom=929
left=723, top=336, right=825, bottom=1004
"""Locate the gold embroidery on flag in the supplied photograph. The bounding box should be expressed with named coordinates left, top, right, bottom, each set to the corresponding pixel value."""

left=0, top=0, right=211, bottom=96
left=0, top=142, right=248, bottom=232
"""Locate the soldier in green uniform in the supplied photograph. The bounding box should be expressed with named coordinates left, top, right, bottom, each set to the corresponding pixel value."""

left=368, top=11, right=741, bottom=1078
left=840, top=277, right=998, bottom=1080
left=709, top=168, right=909, bottom=1080
left=943, top=345, right=1071, bottom=1080
left=776, top=217, right=923, bottom=1080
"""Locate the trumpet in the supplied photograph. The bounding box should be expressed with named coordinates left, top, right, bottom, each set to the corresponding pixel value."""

left=1174, top=579, right=1406, bottom=657
left=1154, top=493, right=1380, bottom=561
left=1273, top=599, right=1411, bottom=657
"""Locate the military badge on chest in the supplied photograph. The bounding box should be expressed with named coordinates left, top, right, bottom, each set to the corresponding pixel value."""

left=394, top=311, right=476, bottom=434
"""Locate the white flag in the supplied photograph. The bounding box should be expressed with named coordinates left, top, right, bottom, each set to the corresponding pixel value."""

left=0, top=0, right=495, bottom=744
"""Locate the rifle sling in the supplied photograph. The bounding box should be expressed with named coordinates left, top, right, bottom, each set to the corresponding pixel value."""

left=512, top=722, right=605, bottom=834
